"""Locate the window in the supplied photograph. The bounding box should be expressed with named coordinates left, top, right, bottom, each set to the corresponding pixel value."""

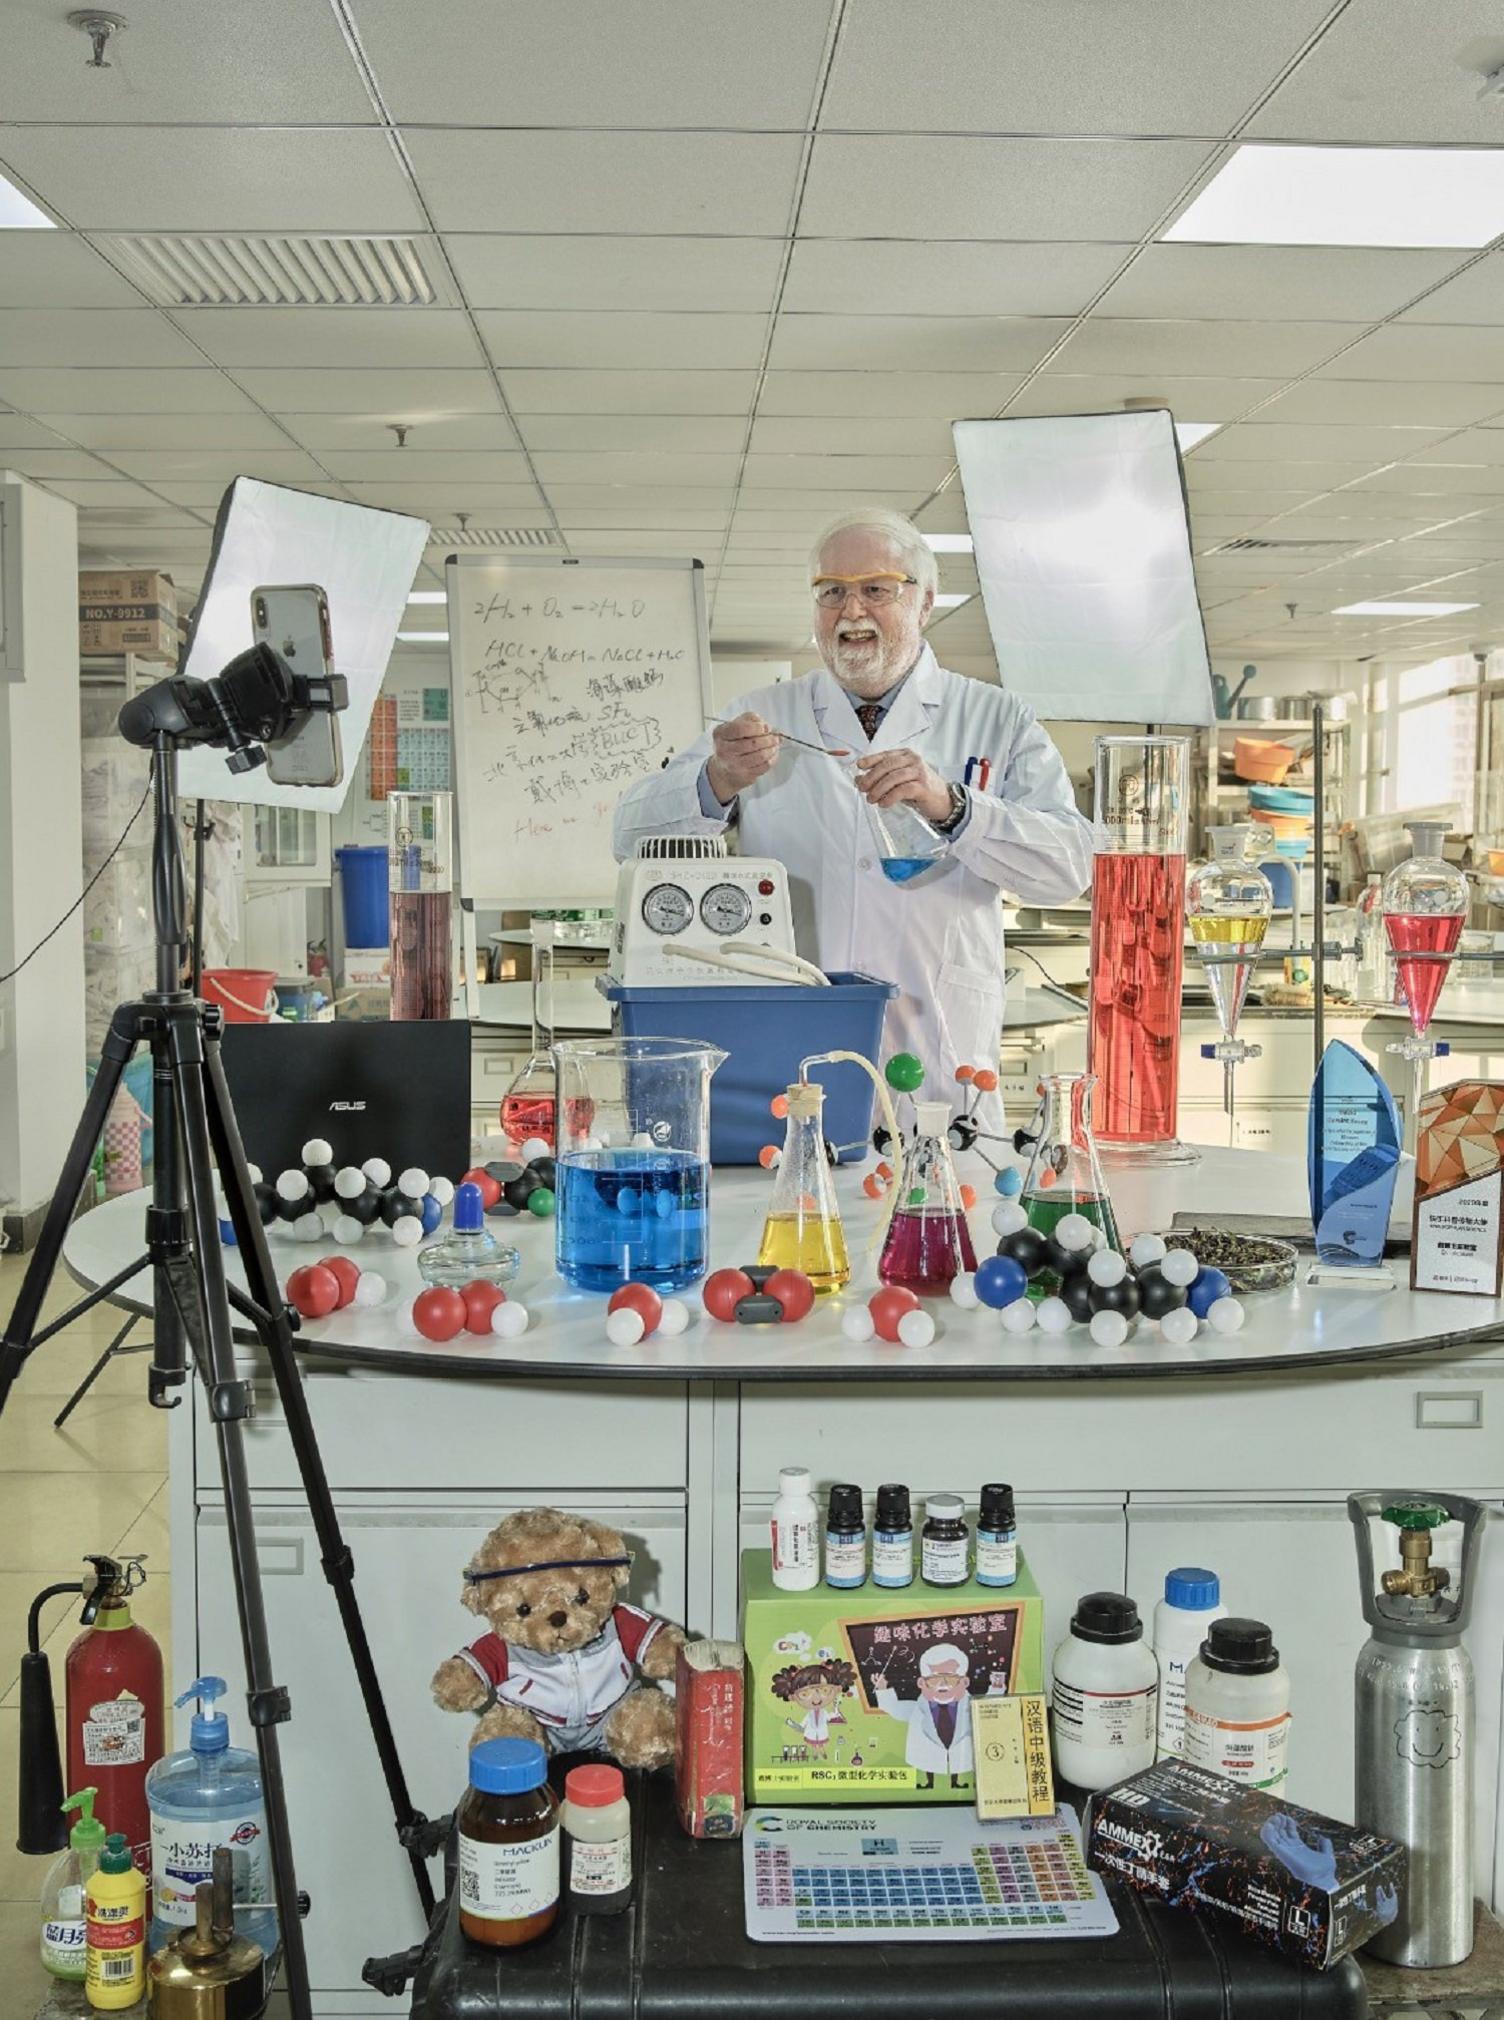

left=1382, top=655, right=1479, bottom=829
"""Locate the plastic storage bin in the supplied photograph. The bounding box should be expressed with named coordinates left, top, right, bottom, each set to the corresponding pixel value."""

left=335, top=844, right=389, bottom=949
left=599, top=973, right=897, bottom=1165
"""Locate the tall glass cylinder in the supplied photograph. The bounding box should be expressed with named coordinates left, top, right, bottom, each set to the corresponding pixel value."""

left=388, top=791, right=453, bottom=1021
left=1088, top=735, right=1193, bottom=1163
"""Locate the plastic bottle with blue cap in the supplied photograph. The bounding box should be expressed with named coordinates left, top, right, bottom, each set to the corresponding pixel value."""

left=145, top=1676, right=276, bottom=1956
left=1152, top=1567, right=1229, bottom=1760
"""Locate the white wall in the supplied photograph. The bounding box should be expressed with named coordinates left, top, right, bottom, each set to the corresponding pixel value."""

left=0, top=475, right=85, bottom=1216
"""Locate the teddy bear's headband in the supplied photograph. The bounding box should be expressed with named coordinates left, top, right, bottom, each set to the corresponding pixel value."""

left=464, top=1554, right=634, bottom=1584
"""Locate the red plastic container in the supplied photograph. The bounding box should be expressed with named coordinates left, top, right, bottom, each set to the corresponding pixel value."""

left=202, top=968, right=277, bottom=1023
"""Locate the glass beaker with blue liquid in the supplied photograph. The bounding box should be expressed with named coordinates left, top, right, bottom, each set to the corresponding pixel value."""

left=552, top=1037, right=725, bottom=1293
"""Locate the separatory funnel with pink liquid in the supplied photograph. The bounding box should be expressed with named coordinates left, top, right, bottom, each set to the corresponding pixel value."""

left=1381, top=821, right=1468, bottom=1151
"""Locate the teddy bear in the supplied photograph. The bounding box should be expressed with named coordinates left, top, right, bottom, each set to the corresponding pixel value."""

left=430, top=1506, right=685, bottom=1770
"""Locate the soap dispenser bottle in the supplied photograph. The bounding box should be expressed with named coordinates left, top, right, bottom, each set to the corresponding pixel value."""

left=145, top=1677, right=276, bottom=1958
left=40, top=1786, right=107, bottom=1981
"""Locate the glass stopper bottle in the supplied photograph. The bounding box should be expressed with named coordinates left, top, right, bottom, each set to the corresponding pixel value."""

left=1020, top=1072, right=1121, bottom=1288
left=756, top=1082, right=850, bottom=1291
left=417, top=1179, right=520, bottom=1288
left=877, top=1099, right=978, bottom=1296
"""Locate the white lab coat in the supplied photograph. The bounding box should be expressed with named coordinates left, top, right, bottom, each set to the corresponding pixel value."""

left=612, top=645, right=1093, bottom=1129
left=874, top=1687, right=978, bottom=1777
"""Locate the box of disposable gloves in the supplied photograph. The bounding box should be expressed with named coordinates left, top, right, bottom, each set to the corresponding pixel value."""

left=1085, top=1758, right=1405, bottom=1970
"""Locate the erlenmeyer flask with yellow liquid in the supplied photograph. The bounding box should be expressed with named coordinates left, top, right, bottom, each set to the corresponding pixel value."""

left=756, top=1081, right=850, bottom=1291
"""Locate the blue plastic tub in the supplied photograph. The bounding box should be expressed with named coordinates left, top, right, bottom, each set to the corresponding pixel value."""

left=335, top=844, right=389, bottom=949
left=599, top=972, right=899, bottom=1166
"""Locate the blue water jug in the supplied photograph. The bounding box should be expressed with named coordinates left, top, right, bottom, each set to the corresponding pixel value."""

left=144, top=1677, right=277, bottom=1957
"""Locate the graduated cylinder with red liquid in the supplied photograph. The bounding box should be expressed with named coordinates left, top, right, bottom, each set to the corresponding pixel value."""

left=1088, top=735, right=1194, bottom=1162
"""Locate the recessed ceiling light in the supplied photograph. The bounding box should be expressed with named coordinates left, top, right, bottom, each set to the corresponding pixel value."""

left=924, top=533, right=973, bottom=554
left=0, top=171, right=54, bottom=230
left=1164, top=143, right=1504, bottom=248
left=933, top=593, right=972, bottom=610
left=397, top=629, right=450, bottom=642
left=1332, top=600, right=1479, bottom=616
left=406, top=590, right=446, bottom=603
left=1175, top=421, right=1220, bottom=452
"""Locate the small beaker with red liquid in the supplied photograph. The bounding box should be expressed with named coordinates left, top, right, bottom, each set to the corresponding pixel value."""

left=877, top=1099, right=977, bottom=1296
left=1088, top=735, right=1195, bottom=1165
left=388, top=791, right=453, bottom=1021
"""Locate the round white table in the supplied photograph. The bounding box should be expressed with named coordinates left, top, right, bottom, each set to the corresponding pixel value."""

left=62, top=1146, right=1504, bottom=1383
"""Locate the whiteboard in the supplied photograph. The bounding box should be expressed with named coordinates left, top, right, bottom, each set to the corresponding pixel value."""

left=447, top=553, right=712, bottom=907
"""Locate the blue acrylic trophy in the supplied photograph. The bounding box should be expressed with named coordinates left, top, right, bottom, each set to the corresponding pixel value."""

left=1307, top=1040, right=1402, bottom=1290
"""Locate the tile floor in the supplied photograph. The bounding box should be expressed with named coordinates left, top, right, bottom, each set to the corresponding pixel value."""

left=0, top=1246, right=168, bottom=2016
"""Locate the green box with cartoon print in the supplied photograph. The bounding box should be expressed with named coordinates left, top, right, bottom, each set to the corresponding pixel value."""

left=742, top=1549, right=1045, bottom=1804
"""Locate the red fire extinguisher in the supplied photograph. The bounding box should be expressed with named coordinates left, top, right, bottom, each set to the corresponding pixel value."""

left=63, top=1555, right=163, bottom=1876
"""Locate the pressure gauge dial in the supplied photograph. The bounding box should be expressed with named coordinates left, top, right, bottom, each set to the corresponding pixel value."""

left=642, top=883, right=693, bottom=936
left=700, top=882, right=753, bottom=936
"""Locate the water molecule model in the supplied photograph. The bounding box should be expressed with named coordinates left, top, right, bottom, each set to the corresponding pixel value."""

left=247, top=1140, right=455, bottom=1249
left=702, top=1264, right=817, bottom=1327
left=396, top=1281, right=534, bottom=1345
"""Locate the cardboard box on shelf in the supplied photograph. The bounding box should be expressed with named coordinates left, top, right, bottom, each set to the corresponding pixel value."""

left=742, top=1548, right=1045, bottom=1806
left=343, top=947, right=391, bottom=989
left=79, top=569, right=177, bottom=660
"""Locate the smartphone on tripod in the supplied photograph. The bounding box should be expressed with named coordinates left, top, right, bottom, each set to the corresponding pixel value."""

left=251, top=584, right=342, bottom=787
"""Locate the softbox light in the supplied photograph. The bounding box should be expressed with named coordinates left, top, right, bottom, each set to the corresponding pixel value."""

left=176, top=478, right=429, bottom=812
left=952, top=411, right=1214, bottom=727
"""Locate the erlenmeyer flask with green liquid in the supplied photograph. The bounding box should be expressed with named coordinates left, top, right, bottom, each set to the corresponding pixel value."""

left=1020, top=1073, right=1121, bottom=1286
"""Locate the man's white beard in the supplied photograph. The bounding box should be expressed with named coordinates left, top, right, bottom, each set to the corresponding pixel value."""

left=825, top=631, right=916, bottom=698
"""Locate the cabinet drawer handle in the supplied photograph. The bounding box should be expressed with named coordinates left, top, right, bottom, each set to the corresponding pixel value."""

left=1415, top=1391, right=1483, bottom=1430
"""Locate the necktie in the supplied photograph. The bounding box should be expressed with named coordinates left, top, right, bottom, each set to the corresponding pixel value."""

left=855, top=701, right=884, bottom=743
left=932, top=1700, right=958, bottom=1750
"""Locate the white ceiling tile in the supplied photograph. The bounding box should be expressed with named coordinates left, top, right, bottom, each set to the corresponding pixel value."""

left=0, top=413, right=68, bottom=448
left=1199, top=423, right=1456, bottom=462
left=1170, top=489, right=1328, bottom=518
left=477, top=311, right=766, bottom=371
left=175, top=309, right=485, bottom=370
left=1011, top=372, right=1285, bottom=421
left=0, top=367, right=256, bottom=413
left=229, top=367, right=500, bottom=414
left=445, top=235, right=784, bottom=314
left=741, top=453, right=949, bottom=490
left=1050, top=319, right=1352, bottom=378
left=543, top=485, right=735, bottom=511
left=0, top=0, right=374, bottom=123
left=1186, top=458, right=1380, bottom=492
left=820, top=0, right=1336, bottom=135
left=767, top=315, right=1066, bottom=372
left=406, top=131, right=803, bottom=237
left=1348, top=463, right=1504, bottom=497
left=0, top=447, right=116, bottom=480
left=800, top=137, right=1210, bottom=242
left=781, top=240, right=1127, bottom=317
left=531, top=451, right=743, bottom=487
left=1399, top=252, right=1504, bottom=326
left=1314, top=327, right=1504, bottom=383
left=552, top=510, right=731, bottom=530
left=499, top=370, right=757, bottom=415
left=730, top=491, right=933, bottom=517
left=38, top=411, right=293, bottom=451
left=1246, top=2, right=1504, bottom=145
left=1253, top=380, right=1504, bottom=427
left=0, top=310, right=200, bottom=367
left=758, top=370, right=1024, bottom=416
left=0, top=129, right=422, bottom=233
left=105, top=447, right=327, bottom=485
left=749, top=415, right=956, bottom=455
left=342, top=484, right=545, bottom=512
left=0, top=233, right=146, bottom=308
left=352, top=0, right=828, bottom=125
left=281, top=413, right=518, bottom=452
left=1097, top=245, right=1460, bottom=323
left=1409, top=430, right=1504, bottom=466
left=518, top=414, right=746, bottom=453
left=314, top=449, right=532, bottom=483
left=35, top=476, right=179, bottom=507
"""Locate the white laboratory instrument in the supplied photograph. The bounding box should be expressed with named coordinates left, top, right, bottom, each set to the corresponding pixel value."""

left=609, top=838, right=812, bottom=987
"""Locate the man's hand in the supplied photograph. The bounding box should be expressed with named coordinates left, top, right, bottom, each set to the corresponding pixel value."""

left=855, top=747, right=952, bottom=825
left=871, top=1671, right=889, bottom=1693
left=706, top=712, right=781, bottom=805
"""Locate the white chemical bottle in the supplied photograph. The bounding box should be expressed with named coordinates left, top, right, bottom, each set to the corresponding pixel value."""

left=770, top=1466, right=819, bottom=1591
left=1184, top=1617, right=1291, bottom=1792
left=1051, top=1592, right=1158, bottom=1791
left=1153, top=1566, right=1228, bottom=1759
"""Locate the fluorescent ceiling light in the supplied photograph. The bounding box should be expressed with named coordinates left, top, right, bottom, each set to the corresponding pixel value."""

left=0, top=171, right=55, bottom=229
left=406, top=589, right=446, bottom=604
left=924, top=533, right=973, bottom=554
left=1332, top=600, right=1478, bottom=616
left=1164, top=143, right=1504, bottom=248
left=1175, top=421, right=1220, bottom=451
left=397, top=628, right=450, bottom=641
left=933, top=593, right=972, bottom=610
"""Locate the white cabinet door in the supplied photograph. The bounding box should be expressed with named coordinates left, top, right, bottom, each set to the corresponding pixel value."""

left=194, top=1496, right=685, bottom=1995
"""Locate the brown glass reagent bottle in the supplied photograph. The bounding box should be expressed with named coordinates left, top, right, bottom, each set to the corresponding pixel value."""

left=456, top=1737, right=560, bottom=1948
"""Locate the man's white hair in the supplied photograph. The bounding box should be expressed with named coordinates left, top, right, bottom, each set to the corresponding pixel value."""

left=809, top=507, right=938, bottom=599
left=919, top=1641, right=970, bottom=1676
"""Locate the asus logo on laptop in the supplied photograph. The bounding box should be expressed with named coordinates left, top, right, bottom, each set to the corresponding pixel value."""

left=328, top=1099, right=367, bottom=1112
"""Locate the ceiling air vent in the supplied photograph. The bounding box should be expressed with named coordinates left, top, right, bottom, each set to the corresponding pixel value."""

left=107, top=234, right=447, bottom=308
left=428, top=526, right=564, bottom=549
left=1207, top=537, right=1360, bottom=557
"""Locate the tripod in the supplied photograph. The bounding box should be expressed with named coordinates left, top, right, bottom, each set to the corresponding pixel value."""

left=0, top=736, right=436, bottom=2020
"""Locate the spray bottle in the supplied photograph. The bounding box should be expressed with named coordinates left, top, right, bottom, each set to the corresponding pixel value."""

left=1349, top=1489, right=1484, bottom=1967
left=40, top=1787, right=107, bottom=1981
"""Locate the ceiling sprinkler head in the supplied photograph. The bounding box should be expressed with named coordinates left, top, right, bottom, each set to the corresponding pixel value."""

left=390, top=424, right=409, bottom=449
left=67, top=10, right=127, bottom=66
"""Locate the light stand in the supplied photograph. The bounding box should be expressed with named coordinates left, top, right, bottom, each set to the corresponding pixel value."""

left=0, top=719, right=438, bottom=2020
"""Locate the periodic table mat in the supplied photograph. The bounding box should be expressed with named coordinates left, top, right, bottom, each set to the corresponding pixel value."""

left=744, top=1805, right=1118, bottom=1944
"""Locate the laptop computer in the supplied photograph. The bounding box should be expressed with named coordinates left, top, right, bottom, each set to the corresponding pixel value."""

left=219, top=1020, right=472, bottom=1183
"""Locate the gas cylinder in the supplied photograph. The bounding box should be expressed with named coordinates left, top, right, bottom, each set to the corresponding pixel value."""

left=1349, top=1490, right=1484, bottom=1967
left=64, top=1555, right=164, bottom=1879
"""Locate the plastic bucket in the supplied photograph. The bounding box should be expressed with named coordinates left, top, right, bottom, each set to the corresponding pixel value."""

left=335, top=844, right=389, bottom=949
left=600, top=972, right=898, bottom=1165
left=203, top=968, right=278, bottom=1024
